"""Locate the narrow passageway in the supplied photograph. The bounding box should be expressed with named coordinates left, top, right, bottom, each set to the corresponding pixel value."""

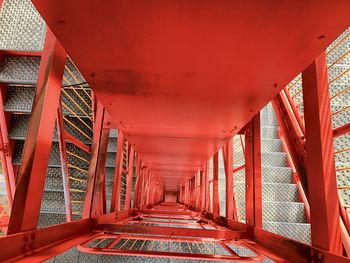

left=1, top=1, right=350, bottom=262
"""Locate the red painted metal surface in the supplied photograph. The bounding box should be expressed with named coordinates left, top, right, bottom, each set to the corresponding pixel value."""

left=124, top=147, right=135, bottom=210
left=31, top=0, right=350, bottom=192
left=65, top=130, right=91, bottom=154
left=56, top=99, right=73, bottom=222
left=2, top=2, right=350, bottom=262
left=7, top=29, right=67, bottom=234
left=0, top=85, right=16, bottom=208
left=0, top=203, right=9, bottom=235
left=302, top=52, right=342, bottom=254
left=83, top=102, right=108, bottom=218
left=244, top=114, right=262, bottom=230
left=212, top=152, right=220, bottom=216
left=0, top=218, right=93, bottom=262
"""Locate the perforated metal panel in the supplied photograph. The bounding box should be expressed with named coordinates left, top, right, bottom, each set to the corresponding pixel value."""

left=0, top=0, right=46, bottom=51
left=54, top=247, right=79, bottom=263
left=106, top=152, right=116, bottom=167
left=4, top=86, right=35, bottom=112
left=0, top=56, right=40, bottom=85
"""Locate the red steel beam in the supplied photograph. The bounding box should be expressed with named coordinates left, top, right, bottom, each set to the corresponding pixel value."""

left=96, top=223, right=245, bottom=240
left=204, top=163, right=210, bottom=211
left=110, top=131, right=125, bottom=212
left=333, top=122, right=350, bottom=138
left=133, top=156, right=142, bottom=209
left=199, top=169, right=204, bottom=211
left=56, top=99, right=72, bottom=222
left=0, top=85, right=15, bottom=207
left=7, top=29, right=67, bottom=234
left=64, top=130, right=91, bottom=153
left=302, top=52, right=342, bottom=254
left=83, top=101, right=109, bottom=217
left=212, top=152, right=220, bottom=216
left=145, top=169, right=151, bottom=207
left=138, top=166, right=145, bottom=209
left=0, top=218, right=93, bottom=262
left=254, top=227, right=350, bottom=263
left=224, top=138, right=236, bottom=220
left=0, top=50, right=42, bottom=57
left=195, top=172, right=200, bottom=210
left=244, top=113, right=262, bottom=231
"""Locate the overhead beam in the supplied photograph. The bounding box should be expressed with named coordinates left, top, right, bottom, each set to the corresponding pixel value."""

left=83, top=101, right=109, bottom=218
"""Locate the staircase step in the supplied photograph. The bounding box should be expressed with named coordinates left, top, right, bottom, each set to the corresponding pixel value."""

left=263, top=222, right=311, bottom=244
left=233, top=166, right=292, bottom=184
left=38, top=213, right=66, bottom=228
left=106, top=167, right=115, bottom=182
left=40, top=190, right=66, bottom=214
left=263, top=201, right=306, bottom=223
left=4, top=85, right=93, bottom=117
left=4, top=86, right=35, bottom=113
left=233, top=182, right=299, bottom=202
left=0, top=56, right=40, bottom=85
left=262, top=152, right=288, bottom=167
left=261, top=138, right=283, bottom=152
left=261, top=126, right=279, bottom=139
left=106, top=152, right=116, bottom=167
left=8, top=114, right=56, bottom=141
left=260, top=103, right=278, bottom=126
left=230, top=152, right=288, bottom=168
left=44, top=168, right=63, bottom=191
left=8, top=112, right=91, bottom=144
left=109, top=129, right=118, bottom=138
left=107, top=137, right=117, bottom=152
left=262, top=166, right=293, bottom=184
left=236, top=201, right=306, bottom=223
left=12, top=141, right=90, bottom=168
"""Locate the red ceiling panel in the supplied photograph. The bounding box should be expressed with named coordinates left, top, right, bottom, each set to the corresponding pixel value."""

left=31, top=0, right=350, bottom=190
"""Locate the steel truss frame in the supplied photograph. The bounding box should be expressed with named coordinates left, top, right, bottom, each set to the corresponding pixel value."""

left=0, top=22, right=349, bottom=263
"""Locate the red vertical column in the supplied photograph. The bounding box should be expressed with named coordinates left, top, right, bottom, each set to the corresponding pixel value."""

left=145, top=170, right=151, bottom=207
left=224, top=138, right=235, bottom=220
left=110, top=131, right=125, bottom=212
left=245, top=113, right=262, bottom=231
left=7, top=30, right=67, bottom=234
left=302, top=52, right=341, bottom=254
left=124, top=147, right=135, bottom=210
left=184, top=182, right=188, bottom=205
left=133, top=157, right=141, bottom=209
left=196, top=172, right=200, bottom=210
left=0, top=85, right=15, bottom=207
left=212, top=152, right=220, bottom=216
left=199, top=170, right=204, bottom=211
left=204, top=163, right=210, bottom=211
left=138, top=166, right=145, bottom=209
left=83, top=101, right=109, bottom=218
